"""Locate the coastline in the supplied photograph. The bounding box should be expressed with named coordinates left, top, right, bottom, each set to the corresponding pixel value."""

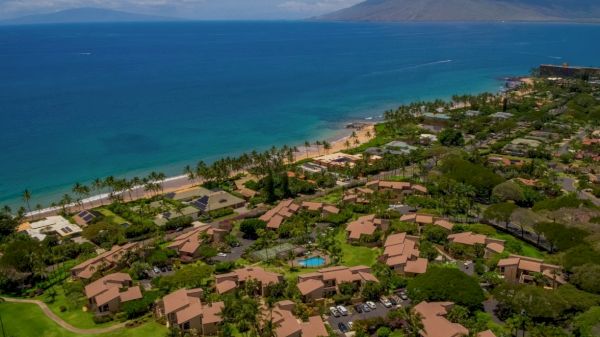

left=23, top=121, right=376, bottom=219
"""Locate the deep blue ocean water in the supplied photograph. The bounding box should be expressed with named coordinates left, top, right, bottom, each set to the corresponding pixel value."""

left=1, top=21, right=600, bottom=208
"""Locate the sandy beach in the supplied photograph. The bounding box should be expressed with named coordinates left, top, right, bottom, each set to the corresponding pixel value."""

left=25, top=123, right=376, bottom=220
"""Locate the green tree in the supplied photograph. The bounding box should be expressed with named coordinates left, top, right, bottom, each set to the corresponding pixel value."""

left=571, top=264, right=600, bottom=294
left=407, top=266, right=484, bottom=310
left=438, top=129, right=465, bottom=147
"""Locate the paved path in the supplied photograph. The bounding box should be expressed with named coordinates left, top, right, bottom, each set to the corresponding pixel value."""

left=1, top=297, right=127, bottom=334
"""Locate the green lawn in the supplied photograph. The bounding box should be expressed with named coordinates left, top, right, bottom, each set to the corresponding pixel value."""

left=335, top=230, right=379, bottom=267
left=466, top=223, right=545, bottom=259
left=96, top=208, right=128, bottom=226
left=311, top=190, right=343, bottom=204
left=0, top=302, right=167, bottom=337
left=35, top=285, right=117, bottom=329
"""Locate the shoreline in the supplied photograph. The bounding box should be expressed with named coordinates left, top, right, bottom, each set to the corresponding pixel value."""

left=23, top=121, right=377, bottom=219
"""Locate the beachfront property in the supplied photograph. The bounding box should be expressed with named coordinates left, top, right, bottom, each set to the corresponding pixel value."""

left=167, top=223, right=227, bottom=262
left=381, top=233, right=428, bottom=276
left=259, top=199, right=301, bottom=230
left=422, top=112, right=451, bottom=123
left=191, top=190, right=245, bottom=213
left=502, top=138, right=542, bottom=157
left=464, top=110, right=481, bottom=117
left=313, top=152, right=381, bottom=168
left=72, top=210, right=99, bottom=226
left=154, top=205, right=200, bottom=226
left=84, top=273, right=142, bottom=315
left=399, top=213, right=455, bottom=232
left=300, top=201, right=340, bottom=215
left=345, top=214, right=389, bottom=242
left=298, top=162, right=328, bottom=174
left=215, top=266, right=283, bottom=296
left=447, top=232, right=505, bottom=258
left=497, top=255, right=566, bottom=288
left=156, top=288, right=224, bottom=335
left=365, top=140, right=417, bottom=156
left=267, top=300, right=329, bottom=337
left=413, top=301, right=470, bottom=337
left=296, top=266, right=378, bottom=302
left=18, top=215, right=82, bottom=241
left=71, top=243, right=139, bottom=280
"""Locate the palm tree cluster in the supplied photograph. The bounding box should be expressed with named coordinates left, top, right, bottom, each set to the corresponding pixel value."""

left=184, top=145, right=298, bottom=184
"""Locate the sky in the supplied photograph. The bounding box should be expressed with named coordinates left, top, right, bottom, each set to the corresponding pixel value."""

left=0, top=0, right=364, bottom=20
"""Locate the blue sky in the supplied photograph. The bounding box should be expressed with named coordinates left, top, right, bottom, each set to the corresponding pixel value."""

left=0, top=0, right=363, bottom=20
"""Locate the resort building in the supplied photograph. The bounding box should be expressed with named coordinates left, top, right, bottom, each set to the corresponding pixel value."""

left=300, top=201, right=340, bottom=215
left=343, top=186, right=374, bottom=204
left=215, top=266, right=283, bottom=296
left=167, top=223, right=227, bottom=262
left=497, top=255, right=565, bottom=288
left=381, top=233, right=428, bottom=276
left=366, top=180, right=428, bottom=195
left=71, top=242, right=139, bottom=280
left=84, top=273, right=142, bottom=314
left=314, top=152, right=381, bottom=168
left=464, top=110, right=481, bottom=117
left=296, top=266, right=378, bottom=302
left=447, top=232, right=505, bottom=258
left=156, top=288, right=224, bottom=335
left=267, top=300, right=329, bottom=337
left=365, top=141, right=417, bottom=156
left=490, top=111, right=514, bottom=120
left=413, top=301, right=469, bottom=337
left=259, top=199, right=301, bottom=230
left=345, top=214, right=389, bottom=242
left=399, top=213, right=455, bottom=231
left=18, top=215, right=82, bottom=241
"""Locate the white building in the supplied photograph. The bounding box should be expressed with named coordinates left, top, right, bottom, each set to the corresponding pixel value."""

left=20, top=215, right=82, bottom=241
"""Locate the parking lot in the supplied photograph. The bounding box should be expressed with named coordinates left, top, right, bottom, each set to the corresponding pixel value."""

left=327, top=296, right=411, bottom=336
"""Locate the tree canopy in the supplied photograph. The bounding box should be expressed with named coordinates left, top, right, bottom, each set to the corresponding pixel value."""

left=407, top=266, right=484, bottom=310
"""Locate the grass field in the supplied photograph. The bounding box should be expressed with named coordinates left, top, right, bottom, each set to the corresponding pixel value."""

left=311, top=190, right=343, bottom=204
left=35, top=286, right=117, bottom=329
left=335, top=230, right=379, bottom=267
left=467, top=223, right=545, bottom=258
left=0, top=302, right=167, bottom=337
left=96, top=208, right=128, bottom=226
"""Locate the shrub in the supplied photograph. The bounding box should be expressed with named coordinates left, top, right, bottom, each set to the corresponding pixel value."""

left=93, top=314, right=114, bottom=324
left=59, top=305, right=67, bottom=312
left=239, top=218, right=266, bottom=239
left=164, top=216, right=193, bottom=231
left=208, top=208, right=234, bottom=219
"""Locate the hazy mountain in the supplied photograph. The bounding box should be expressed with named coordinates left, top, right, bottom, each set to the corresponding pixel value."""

left=1, top=7, right=178, bottom=25
left=317, top=0, right=600, bottom=22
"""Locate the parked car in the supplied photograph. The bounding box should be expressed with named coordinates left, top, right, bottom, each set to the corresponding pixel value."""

left=380, top=296, right=393, bottom=308
left=389, top=296, right=397, bottom=306
left=366, top=301, right=377, bottom=309
left=362, top=303, right=371, bottom=312
left=390, top=295, right=402, bottom=305
left=152, top=266, right=161, bottom=274
left=329, top=307, right=340, bottom=317
left=354, top=304, right=363, bottom=313
left=336, top=305, right=349, bottom=316
left=338, top=322, right=349, bottom=333
left=399, top=292, right=408, bottom=300
left=348, top=321, right=354, bottom=330
left=217, top=252, right=227, bottom=257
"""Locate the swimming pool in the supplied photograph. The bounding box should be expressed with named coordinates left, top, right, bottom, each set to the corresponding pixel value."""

left=299, top=256, right=326, bottom=268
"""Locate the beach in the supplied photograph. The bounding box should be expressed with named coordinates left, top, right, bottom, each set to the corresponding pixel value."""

left=25, top=123, right=376, bottom=219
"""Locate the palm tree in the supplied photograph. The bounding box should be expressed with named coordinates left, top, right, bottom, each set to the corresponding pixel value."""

left=184, top=165, right=196, bottom=182
left=22, top=189, right=32, bottom=213
left=322, top=141, right=331, bottom=154
left=91, top=178, right=104, bottom=207
left=304, top=141, right=311, bottom=158
left=314, top=140, right=322, bottom=155
left=59, top=194, right=72, bottom=215
left=344, top=140, right=351, bottom=149
left=390, top=307, right=423, bottom=337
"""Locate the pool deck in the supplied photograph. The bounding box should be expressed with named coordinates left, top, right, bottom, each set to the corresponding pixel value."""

left=291, top=252, right=331, bottom=268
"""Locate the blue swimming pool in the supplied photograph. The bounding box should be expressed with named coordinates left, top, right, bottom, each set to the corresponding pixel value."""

left=299, top=256, right=326, bottom=268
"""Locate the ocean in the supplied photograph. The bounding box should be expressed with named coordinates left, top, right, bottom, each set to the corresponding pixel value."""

left=1, top=21, right=599, bottom=208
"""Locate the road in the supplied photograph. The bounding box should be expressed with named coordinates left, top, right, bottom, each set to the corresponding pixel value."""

left=1, top=297, right=128, bottom=334
left=560, top=176, right=600, bottom=206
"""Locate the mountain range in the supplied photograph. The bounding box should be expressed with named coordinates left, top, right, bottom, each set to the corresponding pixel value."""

left=1, top=8, right=177, bottom=25
left=318, top=0, right=600, bottom=22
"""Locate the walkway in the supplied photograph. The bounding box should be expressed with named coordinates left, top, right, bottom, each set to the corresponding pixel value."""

left=1, top=297, right=127, bottom=334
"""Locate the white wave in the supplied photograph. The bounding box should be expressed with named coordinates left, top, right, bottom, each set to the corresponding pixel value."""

left=362, top=59, right=453, bottom=77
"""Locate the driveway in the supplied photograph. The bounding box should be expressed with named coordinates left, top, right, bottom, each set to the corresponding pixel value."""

left=327, top=298, right=411, bottom=336
left=560, top=176, right=600, bottom=206
left=212, top=237, right=254, bottom=262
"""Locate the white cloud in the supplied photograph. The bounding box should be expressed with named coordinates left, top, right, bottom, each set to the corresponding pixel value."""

left=277, top=0, right=361, bottom=13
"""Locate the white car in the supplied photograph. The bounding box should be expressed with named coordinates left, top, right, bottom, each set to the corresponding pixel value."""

left=217, top=252, right=227, bottom=257
left=380, top=297, right=392, bottom=308
left=329, top=307, right=340, bottom=317
left=336, top=305, right=349, bottom=316
left=366, top=301, right=377, bottom=309
left=348, top=321, right=354, bottom=330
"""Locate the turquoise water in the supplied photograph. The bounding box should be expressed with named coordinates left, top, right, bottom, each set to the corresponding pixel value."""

left=299, top=256, right=326, bottom=268
left=1, top=21, right=600, bottom=208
